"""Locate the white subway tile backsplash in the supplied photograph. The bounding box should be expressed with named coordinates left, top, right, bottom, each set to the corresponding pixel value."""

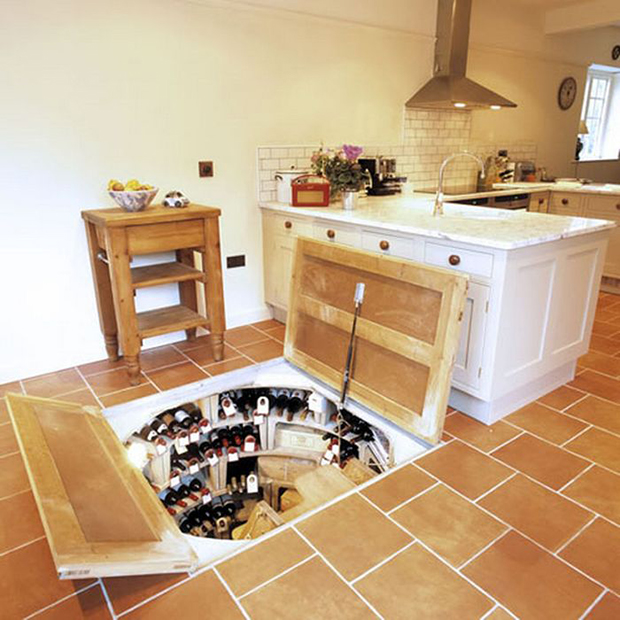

left=256, top=107, right=537, bottom=200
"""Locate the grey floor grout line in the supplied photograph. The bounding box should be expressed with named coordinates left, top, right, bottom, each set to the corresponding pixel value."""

left=212, top=566, right=252, bottom=620
left=0, top=535, right=46, bottom=558
left=291, top=526, right=385, bottom=620
left=359, top=493, right=508, bottom=611
left=578, top=589, right=609, bottom=620
left=556, top=462, right=596, bottom=494
left=73, top=367, right=104, bottom=408
left=457, top=528, right=513, bottom=572
left=386, top=481, right=441, bottom=515
left=236, top=553, right=317, bottom=600
left=554, top=514, right=599, bottom=556
left=472, top=471, right=518, bottom=503
left=98, top=578, right=118, bottom=620
left=349, top=541, right=416, bottom=585
left=23, top=581, right=102, bottom=619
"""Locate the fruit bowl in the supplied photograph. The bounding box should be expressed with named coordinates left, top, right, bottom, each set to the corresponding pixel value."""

left=108, top=188, right=159, bottom=212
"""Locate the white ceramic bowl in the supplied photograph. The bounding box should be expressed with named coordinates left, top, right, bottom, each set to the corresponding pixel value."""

left=109, top=188, right=158, bottom=212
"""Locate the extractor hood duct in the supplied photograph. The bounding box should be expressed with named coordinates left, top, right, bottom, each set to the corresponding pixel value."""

left=406, top=0, right=517, bottom=110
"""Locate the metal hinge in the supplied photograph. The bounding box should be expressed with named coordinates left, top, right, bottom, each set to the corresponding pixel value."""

left=485, top=300, right=489, bottom=313
left=478, top=367, right=482, bottom=378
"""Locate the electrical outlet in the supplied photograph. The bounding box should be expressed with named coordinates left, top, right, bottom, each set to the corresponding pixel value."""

left=199, top=161, right=214, bottom=177
left=227, top=255, right=245, bottom=268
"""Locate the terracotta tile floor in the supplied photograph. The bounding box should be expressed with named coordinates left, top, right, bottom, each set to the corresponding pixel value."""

left=1, top=297, right=620, bottom=619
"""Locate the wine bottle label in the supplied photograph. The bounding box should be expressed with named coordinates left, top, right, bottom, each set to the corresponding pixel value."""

left=170, top=473, right=181, bottom=487
left=178, top=432, right=190, bottom=447
left=189, top=427, right=200, bottom=443
left=189, top=460, right=200, bottom=474
left=227, top=447, right=239, bottom=462
left=256, top=396, right=269, bottom=415
left=221, top=398, right=237, bottom=417
left=243, top=436, right=257, bottom=452
left=207, top=451, right=219, bottom=466
left=253, top=413, right=265, bottom=425
left=247, top=473, right=259, bottom=494
left=202, top=490, right=212, bottom=504
left=199, top=419, right=211, bottom=434
left=155, top=438, right=168, bottom=455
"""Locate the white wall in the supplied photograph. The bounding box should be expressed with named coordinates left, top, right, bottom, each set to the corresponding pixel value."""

left=0, top=0, right=434, bottom=383
left=1, top=0, right=618, bottom=384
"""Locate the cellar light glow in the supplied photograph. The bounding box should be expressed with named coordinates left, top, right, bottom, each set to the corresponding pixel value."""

left=490, top=105, right=502, bottom=110
left=453, top=102, right=467, bottom=108
left=127, top=442, right=149, bottom=469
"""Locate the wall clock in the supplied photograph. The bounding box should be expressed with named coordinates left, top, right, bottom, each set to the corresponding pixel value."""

left=613, top=45, right=620, bottom=61
left=558, top=77, right=577, bottom=110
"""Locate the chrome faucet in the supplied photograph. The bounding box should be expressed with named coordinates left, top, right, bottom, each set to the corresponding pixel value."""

left=433, top=152, right=486, bottom=216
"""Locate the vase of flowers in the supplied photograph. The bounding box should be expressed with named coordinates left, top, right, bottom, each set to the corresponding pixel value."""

left=310, top=144, right=368, bottom=209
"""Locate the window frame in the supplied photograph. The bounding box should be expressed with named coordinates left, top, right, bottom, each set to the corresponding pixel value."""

left=580, top=70, right=613, bottom=160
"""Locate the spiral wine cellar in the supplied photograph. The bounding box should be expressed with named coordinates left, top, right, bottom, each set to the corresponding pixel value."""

left=6, top=238, right=469, bottom=578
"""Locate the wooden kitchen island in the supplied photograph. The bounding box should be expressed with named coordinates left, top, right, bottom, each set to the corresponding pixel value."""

left=260, top=196, right=615, bottom=423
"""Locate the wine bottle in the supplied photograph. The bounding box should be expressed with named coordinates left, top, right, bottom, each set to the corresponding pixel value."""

left=189, top=477, right=203, bottom=492
left=184, top=403, right=203, bottom=424
left=198, top=439, right=212, bottom=455
left=274, top=390, right=290, bottom=417
left=217, top=428, right=231, bottom=448
left=152, top=416, right=169, bottom=435
left=176, top=484, right=191, bottom=499
left=161, top=489, right=180, bottom=507
left=179, top=517, right=193, bottom=534
left=173, top=408, right=194, bottom=429
left=285, top=396, right=305, bottom=422
left=137, top=424, right=157, bottom=442
left=230, top=425, right=243, bottom=446
left=221, top=494, right=236, bottom=517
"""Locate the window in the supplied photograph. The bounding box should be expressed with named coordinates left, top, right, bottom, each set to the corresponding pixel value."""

left=580, top=69, right=612, bottom=159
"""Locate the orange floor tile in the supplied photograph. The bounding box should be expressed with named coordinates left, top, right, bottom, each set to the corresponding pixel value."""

left=1, top=307, right=620, bottom=618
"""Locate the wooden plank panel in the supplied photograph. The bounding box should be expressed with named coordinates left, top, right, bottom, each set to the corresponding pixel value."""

left=285, top=237, right=468, bottom=445
left=126, top=220, right=204, bottom=254
left=36, top=404, right=157, bottom=542
left=6, top=394, right=197, bottom=578
left=295, top=313, right=429, bottom=415
left=82, top=204, right=221, bottom=228
left=299, top=253, right=442, bottom=344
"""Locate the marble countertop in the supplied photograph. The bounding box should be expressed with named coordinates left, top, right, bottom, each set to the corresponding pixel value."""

left=494, top=182, right=620, bottom=196
left=259, top=196, right=615, bottom=250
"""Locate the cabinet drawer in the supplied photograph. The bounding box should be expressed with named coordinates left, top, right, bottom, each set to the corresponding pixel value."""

left=126, top=220, right=204, bottom=254
left=584, top=195, right=620, bottom=221
left=549, top=192, right=582, bottom=216
left=313, top=222, right=360, bottom=247
left=268, top=214, right=313, bottom=238
left=425, top=242, right=493, bottom=278
left=361, top=230, right=416, bottom=259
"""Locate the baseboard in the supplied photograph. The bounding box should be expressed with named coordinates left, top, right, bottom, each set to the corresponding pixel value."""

left=225, top=304, right=274, bottom=329
left=601, top=275, right=620, bottom=295
left=449, top=361, right=576, bottom=425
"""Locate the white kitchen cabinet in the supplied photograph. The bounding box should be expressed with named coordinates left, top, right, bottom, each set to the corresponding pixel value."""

left=529, top=192, right=549, bottom=213
left=260, top=203, right=609, bottom=424
left=452, top=282, right=490, bottom=391
left=583, top=194, right=620, bottom=278
left=548, top=192, right=583, bottom=216
left=313, top=220, right=361, bottom=247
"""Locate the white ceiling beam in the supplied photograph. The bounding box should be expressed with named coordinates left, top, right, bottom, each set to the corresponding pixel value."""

left=545, top=0, right=620, bottom=34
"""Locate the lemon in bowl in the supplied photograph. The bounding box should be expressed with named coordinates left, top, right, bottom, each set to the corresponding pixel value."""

left=107, top=179, right=158, bottom=212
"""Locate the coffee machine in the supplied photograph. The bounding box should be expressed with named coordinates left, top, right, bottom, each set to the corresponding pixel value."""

left=359, top=157, right=405, bottom=196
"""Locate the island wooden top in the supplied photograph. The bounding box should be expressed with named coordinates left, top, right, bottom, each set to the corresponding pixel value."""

left=82, top=203, right=221, bottom=228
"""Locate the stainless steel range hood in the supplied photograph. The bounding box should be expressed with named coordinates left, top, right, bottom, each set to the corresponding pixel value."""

left=406, top=0, right=516, bottom=110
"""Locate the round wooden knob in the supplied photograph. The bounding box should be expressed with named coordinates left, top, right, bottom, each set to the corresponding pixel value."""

left=538, top=199, right=544, bottom=205
left=379, top=240, right=390, bottom=251
left=327, top=229, right=336, bottom=239
left=561, top=198, right=569, bottom=205
left=284, top=221, right=292, bottom=229
left=616, top=204, right=620, bottom=211
left=449, top=254, right=461, bottom=266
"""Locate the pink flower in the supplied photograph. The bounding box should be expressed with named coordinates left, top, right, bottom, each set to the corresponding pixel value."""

left=342, top=144, right=363, bottom=161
